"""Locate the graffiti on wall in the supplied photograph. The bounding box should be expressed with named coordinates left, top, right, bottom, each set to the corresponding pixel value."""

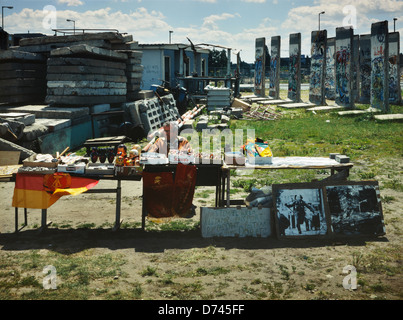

left=325, top=38, right=336, bottom=100
left=359, top=35, right=371, bottom=103
left=254, top=37, right=266, bottom=97
left=370, top=21, right=389, bottom=112
left=388, top=32, right=401, bottom=104
left=335, top=27, right=353, bottom=108
left=352, top=35, right=360, bottom=102
left=309, top=30, right=327, bottom=105
left=269, top=36, right=281, bottom=99
left=288, top=33, right=301, bottom=102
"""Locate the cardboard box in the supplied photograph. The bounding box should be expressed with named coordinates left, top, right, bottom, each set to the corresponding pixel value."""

left=224, top=152, right=245, bottom=166
left=23, top=154, right=60, bottom=168
left=247, top=155, right=272, bottom=165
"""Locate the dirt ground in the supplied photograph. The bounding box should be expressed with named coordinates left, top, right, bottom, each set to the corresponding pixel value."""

left=0, top=173, right=402, bottom=300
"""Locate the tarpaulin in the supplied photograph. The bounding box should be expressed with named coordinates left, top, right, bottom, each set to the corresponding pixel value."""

left=12, top=173, right=99, bottom=209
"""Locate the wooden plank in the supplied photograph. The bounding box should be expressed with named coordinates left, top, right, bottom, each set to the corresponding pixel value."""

left=47, top=87, right=126, bottom=96
left=50, top=44, right=128, bottom=61
left=47, top=81, right=126, bottom=89
left=47, top=65, right=125, bottom=76
left=47, top=57, right=126, bottom=70
left=19, top=32, right=127, bottom=46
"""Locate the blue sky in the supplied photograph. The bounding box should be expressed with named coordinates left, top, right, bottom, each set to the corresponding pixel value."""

left=2, top=0, right=402, bottom=62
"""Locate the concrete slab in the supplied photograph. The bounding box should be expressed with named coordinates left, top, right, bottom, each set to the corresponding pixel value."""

left=307, top=105, right=345, bottom=113
left=338, top=108, right=381, bottom=116
left=374, top=114, right=403, bottom=121
left=0, top=112, right=35, bottom=126
left=259, top=99, right=294, bottom=105
left=0, top=105, right=89, bottom=120
left=280, top=102, right=317, bottom=108
left=34, top=118, right=72, bottom=132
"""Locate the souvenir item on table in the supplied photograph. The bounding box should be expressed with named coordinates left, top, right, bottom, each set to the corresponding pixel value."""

left=195, top=151, right=223, bottom=164
left=127, top=149, right=140, bottom=167
left=117, top=144, right=127, bottom=158
left=107, top=147, right=115, bottom=164
left=140, top=152, right=169, bottom=165
left=115, top=152, right=126, bottom=166
left=168, top=149, right=195, bottom=164
left=98, top=148, right=106, bottom=163
left=242, top=138, right=273, bottom=165
left=90, top=147, right=98, bottom=163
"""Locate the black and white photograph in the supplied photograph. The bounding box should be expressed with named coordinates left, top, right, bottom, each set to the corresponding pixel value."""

left=325, top=181, right=385, bottom=237
left=273, top=184, right=328, bottom=238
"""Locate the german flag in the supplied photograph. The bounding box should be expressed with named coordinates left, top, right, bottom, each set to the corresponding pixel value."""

left=12, top=173, right=99, bottom=209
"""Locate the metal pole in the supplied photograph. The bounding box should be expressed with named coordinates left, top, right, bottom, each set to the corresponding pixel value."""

left=2, top=6, right=13, bottom=30
left=394, top=18, right=397, bottom=32
left=319, top=11, right=325, bottom=30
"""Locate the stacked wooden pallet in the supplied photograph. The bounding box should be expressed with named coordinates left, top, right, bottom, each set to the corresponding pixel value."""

left=45, top=44, right=128, bottom=105
left=0, top=50, right=46, bottom=104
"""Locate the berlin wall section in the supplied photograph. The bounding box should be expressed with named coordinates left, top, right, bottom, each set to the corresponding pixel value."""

left=254, top=37, right=266, bottom=97
left=288, top=33, right=301, bottom=102
left=370, top=21, right=389, bottom=113
left=325, top=37, right=336, bottom=100
left=359, top=34, right=371, bottom=104
left=389, top=32, right=401, bottom=105
left=269, top=36, right=281, bottom=99
left=309, top=30, right=327, bottom=106
left=335, top=27, right=354, bottom=109
left=352, top=35, right=360, bottom=103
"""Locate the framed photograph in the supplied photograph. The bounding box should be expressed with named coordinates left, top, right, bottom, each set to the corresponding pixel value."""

left=324, top=181, right=385, bottom=237
left=273, top=183, right=329, bottom=239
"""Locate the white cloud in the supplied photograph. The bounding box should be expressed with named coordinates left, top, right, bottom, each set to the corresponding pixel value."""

left=57, top=0, right=84, bottom=6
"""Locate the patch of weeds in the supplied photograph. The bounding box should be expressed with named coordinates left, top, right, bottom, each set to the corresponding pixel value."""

left=383, top=179, right=403, bottom=192
left=193, top=266, right=230, bottom=277
left=76, top=222, right=96, bottom=229
left=131, top=283, right=143, bottom=299
left=141, top=266, right=159, bottom=277
left=381, top=195, right=395, bottom=204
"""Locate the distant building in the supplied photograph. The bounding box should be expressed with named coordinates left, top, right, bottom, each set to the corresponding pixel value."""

left=133, top=43, right=210, bottom=90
